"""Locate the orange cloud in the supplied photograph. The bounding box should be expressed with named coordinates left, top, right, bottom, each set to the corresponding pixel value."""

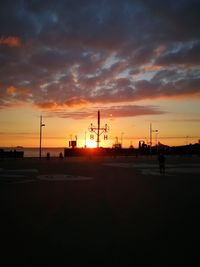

left=6, top=86, right=17, bottom=95
left=64, top=98, right=88, bottom=107
left=6, top=86, right=31, bottom=97
left=142, top=65, right=163, bottom=72
left=0, top=36, right=22, bottom=47
left=36, top=98, right=89, bottom=110
left=36, top=102, right=58, bottom=109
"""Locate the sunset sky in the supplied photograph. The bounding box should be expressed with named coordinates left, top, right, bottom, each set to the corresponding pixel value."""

left=0, top=0, right=200, bottom=148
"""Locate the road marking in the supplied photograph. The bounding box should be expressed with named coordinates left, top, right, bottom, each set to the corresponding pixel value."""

left=104, top=163, right=166, bottom=168
left=167, top=168, right=200, bottom=174
left=0, top=169, right=93, bottom=183
left=104, top=163, right=200, bottom=168
left=141, top=170, right=175, bottom=176
left=0, top=169, right=38, bottom=184
left=103, top=163, right=200, bottom=175
left=37, top=174, right=93, bottom=181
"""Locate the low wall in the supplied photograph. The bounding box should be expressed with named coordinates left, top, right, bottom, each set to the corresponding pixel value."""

left=0, top=149, right=24, bottom=158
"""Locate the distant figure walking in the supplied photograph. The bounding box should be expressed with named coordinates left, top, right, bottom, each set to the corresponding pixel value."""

left=158, top=153, right=166, bottom=174
left=46, top=152, right=50, bottom=160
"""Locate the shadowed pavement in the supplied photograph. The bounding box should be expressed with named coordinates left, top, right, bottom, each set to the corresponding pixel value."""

left=0, top=156, right=199, bottom=266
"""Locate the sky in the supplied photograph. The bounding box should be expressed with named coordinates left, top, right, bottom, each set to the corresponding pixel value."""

left=0, top=0, right=200, bottom=148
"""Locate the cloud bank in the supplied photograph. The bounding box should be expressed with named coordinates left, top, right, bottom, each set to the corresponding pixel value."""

left=0, top=0, right=200, bottom=118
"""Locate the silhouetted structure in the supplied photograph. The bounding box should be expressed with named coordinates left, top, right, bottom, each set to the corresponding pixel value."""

left=63, top=143, right=200, bottom=157
left=39, top=115, right=45, bottom=158
left=64, top=147, right=136, bottom=157
left=59, top=152, right=63, bottom=159
left=69, top=140, right=77, bottom=149
left=46, top=152, right=50, bottom=159
left=113, top=136, right=121, bottom=149
left=150, top=123, right=158, bottom=153
left=88, top=110, right=109, bottom=148
left=0, top=149, right=24, bottom=158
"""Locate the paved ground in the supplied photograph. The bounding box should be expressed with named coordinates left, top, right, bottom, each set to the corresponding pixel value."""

left=0, top=155, right=199, bottom=266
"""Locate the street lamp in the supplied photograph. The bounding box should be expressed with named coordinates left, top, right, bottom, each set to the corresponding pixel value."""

left=121, top=132, right=124, bottom=148
left=153, top=129, right=158, bottom=146
left=88, top=110, right=109, bottom=148
left=154, top=130, right=159, bottom=152
left=150, top=123, right=158, bottom=153
left=39, top=115, right=45, bottom=158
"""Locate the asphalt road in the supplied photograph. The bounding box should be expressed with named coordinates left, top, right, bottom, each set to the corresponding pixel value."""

left=0, top=156, right=199, bottom=266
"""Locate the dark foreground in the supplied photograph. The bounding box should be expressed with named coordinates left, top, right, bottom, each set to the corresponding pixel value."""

left=0, top=156, right=199, bottom=266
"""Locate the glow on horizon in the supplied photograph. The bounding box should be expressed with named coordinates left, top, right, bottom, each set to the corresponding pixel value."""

left=86, top=139, right=97, bottom=148
left=0, top=100, right=200, bottom=148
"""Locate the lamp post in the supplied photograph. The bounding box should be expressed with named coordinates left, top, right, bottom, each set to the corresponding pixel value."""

left=150, top=123, right=152, bottom=152
left=152, top=128, right=158, bottom=150
left=153, top=130, right=158, bottom=145
left=121, top=132, right=124, bottom=148
left=84, top=131, right=87, bottom=148
left=88, top=110, right=109, bottom=148
left=155, top=130, right=159, bottom=152
left=39, top=115, right=45, bottom=159
left=150, top=123, right=158, bottom=153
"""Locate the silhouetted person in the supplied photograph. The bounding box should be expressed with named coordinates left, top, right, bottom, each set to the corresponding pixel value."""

left=59, top=152, right=63, bottom=159
left=158, top=153, right=166, bottom=174
left=46, top=152, right=50, bottom=160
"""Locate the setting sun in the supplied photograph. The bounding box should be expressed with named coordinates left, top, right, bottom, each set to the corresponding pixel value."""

left=86, top=140, right=97, bottom=148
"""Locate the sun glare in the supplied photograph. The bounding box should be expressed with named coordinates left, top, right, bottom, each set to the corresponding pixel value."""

left=86, top=140, right=97, bottom=148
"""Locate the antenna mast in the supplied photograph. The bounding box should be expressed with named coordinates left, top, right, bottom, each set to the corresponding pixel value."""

left=39, top=115, right=45, bottom=158
left=88, top=110, right=109, bottom=148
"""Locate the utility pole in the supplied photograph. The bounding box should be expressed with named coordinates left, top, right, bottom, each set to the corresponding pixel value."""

left=84, top=131, right=87, bottom=148
left=121, top=132, right=124, bottom=148
left=97, top=110, right=100, bottom=147
left=39, top=115, right=45, bottom=158
left=153, top=129, right=158, bottom=146
left=88, top=110, right=109, bottom=148
left=155, top=130, right=159, bottom=146
left=150, top=123, right=158, bottom=153
left=150, top=123, right=152, bottom=153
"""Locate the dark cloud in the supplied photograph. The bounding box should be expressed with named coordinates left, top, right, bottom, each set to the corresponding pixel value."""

left=156, top=42, right=200, bottom=66
left=44, top=104, right=165, bottom=120
left=0, top=0, right=200, bottom=116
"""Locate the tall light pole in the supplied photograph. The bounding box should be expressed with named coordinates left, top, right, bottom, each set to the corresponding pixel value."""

left=84, top=131, right=87, bottom=148
left=150, top=123, right=152, bottom=153
left=121, top=132, right=124, bottom=148
left=153, top=129, right=158, bottom=145
left=155, top=130, right=159, bottom=152
left=149, top=123, right=152, bottom=148
left=88, top=110, right=109, bottom=148
left=97, top=110, right=100, bottom=147
left=39, top=115, right=45, bottom=159
left=150, top=123, right=158, bottom=153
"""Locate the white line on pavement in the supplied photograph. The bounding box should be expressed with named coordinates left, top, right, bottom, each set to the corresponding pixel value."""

left=37, top=174, right=93, bottom=181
